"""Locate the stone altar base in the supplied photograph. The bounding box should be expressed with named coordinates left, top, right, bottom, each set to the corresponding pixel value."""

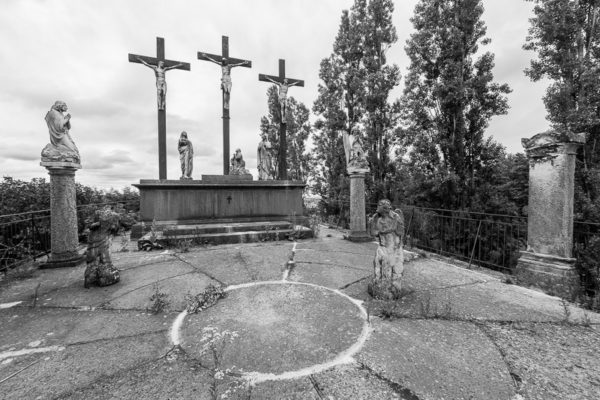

left=131, top=178, right=310, bottom=244
left=516, top=251, right=580, bottom=300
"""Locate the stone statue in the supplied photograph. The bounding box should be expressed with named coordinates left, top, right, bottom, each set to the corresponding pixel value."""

left=342, top=129, right=369, bottom=173
left=41, top=101, right=81, bottom=164
left=201, top=54, right=250, bottom=109
left=230, top=148, right=250, bottom=175
left=178, top=131, right=194, bottom=180
left=84, top=207, right=120, bottom=288
left=257, top=139, right=275, bottom=180
left=368, top=199, right=405, bottom=299
left=137, top=57, right=184, bottom=110
left=264, top=77, right=300, bottom=122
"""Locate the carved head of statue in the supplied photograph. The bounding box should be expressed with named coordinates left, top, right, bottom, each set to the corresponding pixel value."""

left=158, top=61, right=164, bottom=68
left=180, top=131, right=188, bottom=139
left=52, top=101, right=68, bottom=112
left=376, top=199, right=392, bottom=216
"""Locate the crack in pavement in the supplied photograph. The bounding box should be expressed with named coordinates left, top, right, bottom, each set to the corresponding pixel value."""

left=66, top=329, right=169, bottom=347
left=93, top=270, right=198, bottom=308
left=295, top=260, right=371, bottom=272
left=171, top=253, right=226, bottom=286
left=309, top=374, right=325, bottom=399
left=357, top=361, right=422, bottom=400
left=338, top=275, right=371, bottom=290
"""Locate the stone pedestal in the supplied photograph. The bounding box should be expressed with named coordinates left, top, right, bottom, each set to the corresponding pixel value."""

left=516, top=131, right=586, bottom=299
left=348, top=172, right=370, bottom=242
left=40, top=161, right=85, bottom=268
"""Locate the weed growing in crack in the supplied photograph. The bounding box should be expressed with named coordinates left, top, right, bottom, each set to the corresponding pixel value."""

left=560, top=298, right=572, bottom=324
left=118, top=235, right=130, bottom=252
left=177, top=239, right=193, bottom=253
left=418, top=292, right=454, bottom=319
left=198, top=327, right=246, bottom=400
left=185, top=284, right=227, bottom=314
left=148, top=282, right=170, bottom=314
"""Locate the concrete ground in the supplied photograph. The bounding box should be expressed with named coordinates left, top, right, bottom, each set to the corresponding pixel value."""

left=1, top=227, right=599, bottom=400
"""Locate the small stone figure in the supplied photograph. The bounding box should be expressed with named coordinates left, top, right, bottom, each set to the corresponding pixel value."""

left=41, top=101, right=81, bottom=164
left=136, top=57, right=185, bottom=110
left=263, top=77, right=301, bottom=122
left=200, top=54, right=250, bottom=109
left=84, top=207, right=121, bottom=288
left=178, top=131, right=194, bottom=180
left=368, top=199, right=405, bottom=299
left=257, top=139, right=275, bottom=180
left=342, top=129, right=369, bottom=173
left=229, top=148, right=251, bottom=175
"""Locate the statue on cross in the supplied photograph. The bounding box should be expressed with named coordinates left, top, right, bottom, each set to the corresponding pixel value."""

left=200, top=54, right=250, bottom=109
left=263, top=77, right=301, bottom=122
left=136, top=57, right=185, bottom=110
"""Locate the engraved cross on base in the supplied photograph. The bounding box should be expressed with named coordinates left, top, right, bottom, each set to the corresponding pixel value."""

left=128, top=37, right=190, bottom=180
left=258, top=59, right=304, bottom=180
left=198, top=36, right=252, bottom=175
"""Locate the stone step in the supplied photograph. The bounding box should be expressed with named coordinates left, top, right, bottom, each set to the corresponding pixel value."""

left=161, top=221, right=294, bottom=236
left=138, top=223, right=313, bottom=248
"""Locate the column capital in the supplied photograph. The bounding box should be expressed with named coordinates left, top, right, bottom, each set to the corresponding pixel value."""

left=521, top=130, right=586, bottom=160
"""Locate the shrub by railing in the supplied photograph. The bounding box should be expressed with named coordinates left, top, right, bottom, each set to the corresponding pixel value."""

left=1, top=200, right=139, bottom=274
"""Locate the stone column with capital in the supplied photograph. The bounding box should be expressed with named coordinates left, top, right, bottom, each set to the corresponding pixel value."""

left=516, top=130, right=586, bottom=299
left=40, top=162, right=85, bottom=268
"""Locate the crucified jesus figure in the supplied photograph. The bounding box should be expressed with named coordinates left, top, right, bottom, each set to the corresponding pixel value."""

left=137, top=58, right=184, bottom=110
left=201, top=54, right=249, bottom=109
left=264, top=77, right=300, bottom=122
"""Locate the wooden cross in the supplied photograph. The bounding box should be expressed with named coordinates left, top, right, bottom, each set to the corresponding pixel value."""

left=129, top=37, right=190, bottom=180
left=258, top=59, right=304, bottom=180
left=198, top=36, right=252, bottom=175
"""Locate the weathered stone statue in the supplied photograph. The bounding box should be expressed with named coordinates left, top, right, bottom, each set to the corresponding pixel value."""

left=136, top=57, right=184, bottom=110
left=342, top=129, right=369, bottom=173
left=229, top=148, right=251, bottom=175
left=263, top=77, right=300, bottom=122
left=200, top=54, right=250, bottom=109
left=257, top=139, right=275, bottom=180
left=41, top=101, right=81, bottom=164
left=84, top=207, right=120, bottom=288
left=178, top=131, right=194, bottom=180
left=368, top=199, right=405, bottom=299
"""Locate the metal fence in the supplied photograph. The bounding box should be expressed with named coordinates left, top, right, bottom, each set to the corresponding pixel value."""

left=316, top=199, right=598, bottom=274
left=1, top=200, right=139, bottom=274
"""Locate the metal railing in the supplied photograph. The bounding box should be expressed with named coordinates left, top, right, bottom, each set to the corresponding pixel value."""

left=1, top=200, right=139, bottom=274
left=315, top=199, right=598, bottom=274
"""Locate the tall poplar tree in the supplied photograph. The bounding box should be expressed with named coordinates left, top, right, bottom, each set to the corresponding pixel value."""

left=524, top=0, right=600, bottom=221
left=312, top=0, right=401, bottom=204
left=401, top=0, right=511, bottom=209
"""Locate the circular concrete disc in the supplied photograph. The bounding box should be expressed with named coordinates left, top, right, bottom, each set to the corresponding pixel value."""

left=180, top=282, right=365, bottom=375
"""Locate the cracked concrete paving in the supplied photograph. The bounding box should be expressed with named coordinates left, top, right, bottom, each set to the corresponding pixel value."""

left=1, top=227, right=600, bottom=399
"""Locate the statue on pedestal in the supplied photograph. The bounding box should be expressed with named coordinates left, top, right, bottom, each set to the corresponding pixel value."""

left=230, top=148, right=250, bottom=175
left=257, top=139, right=275, bottom=180
left=178, top=131, right=194, bottom=180
left=342, top=129, right=369, bottom=173
left=368, top=199, right=404, bottom=299
left=84, top=207, right=120, bottom=288
left=41, top=101, right=81, bottom=164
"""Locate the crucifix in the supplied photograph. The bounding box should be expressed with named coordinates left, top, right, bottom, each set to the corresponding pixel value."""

left=129, top=37, right=190, bottom=180
left=258, top=59, right=304, bottom=180
left=197, top=36, right=252, bottom=175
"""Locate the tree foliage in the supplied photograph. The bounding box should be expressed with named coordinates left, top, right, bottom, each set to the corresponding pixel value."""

left=400, top=0, right=512, bottom=209
left=524, top=0, right=600, bottom=221
left=259, top=86, right=313, bottom=181
left=312, top=0, right=401, bottom=204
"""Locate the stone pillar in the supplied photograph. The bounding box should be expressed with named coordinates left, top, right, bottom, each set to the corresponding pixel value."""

left=348, top=172, right=371, bottom=242
left=516, top=131, right=586, bottom=299
left=40, top=161, right=85, bottom=268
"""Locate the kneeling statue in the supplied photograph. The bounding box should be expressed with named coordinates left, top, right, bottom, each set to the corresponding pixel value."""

left=84, top=207, right=121, bottom=288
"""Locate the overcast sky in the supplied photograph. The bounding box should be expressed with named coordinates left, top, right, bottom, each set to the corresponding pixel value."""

left=0, top=0, right=550, bottom=190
